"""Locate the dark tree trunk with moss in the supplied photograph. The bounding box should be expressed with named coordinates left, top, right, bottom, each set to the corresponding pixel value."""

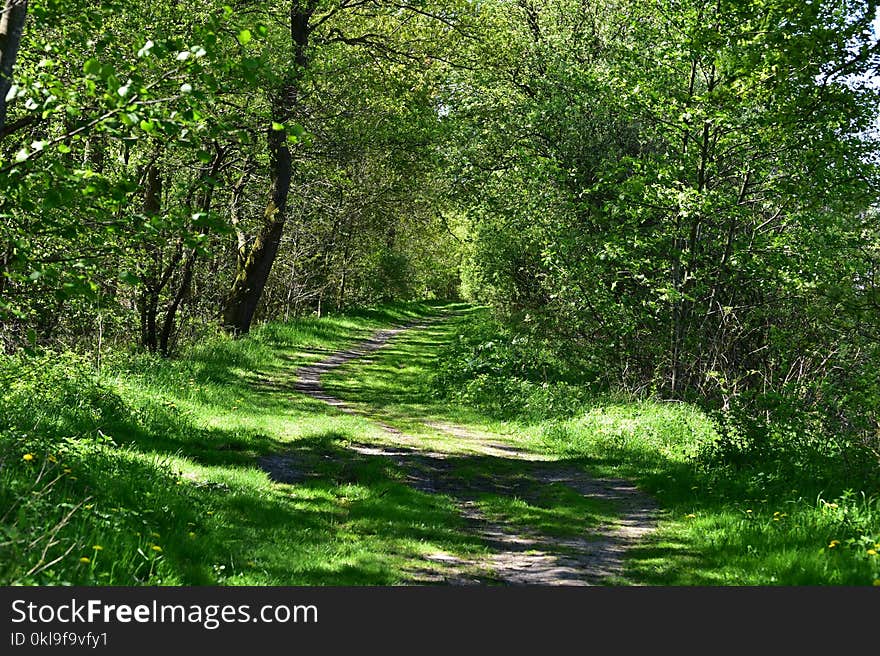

left=221, top=1, right=312, bottom=335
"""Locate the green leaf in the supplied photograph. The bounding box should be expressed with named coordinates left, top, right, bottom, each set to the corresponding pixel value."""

left=119, top=271, right=141, bottom=286
left=271, top=122, right=284, bottom=131
left=83, top=58, right=101, bottom=76
left=42, top=188, right=61, bottom=209
left=237, top=29, right=252, bottom=46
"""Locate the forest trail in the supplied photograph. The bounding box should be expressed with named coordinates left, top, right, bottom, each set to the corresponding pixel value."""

left=267, top=316, right=659, bottom=585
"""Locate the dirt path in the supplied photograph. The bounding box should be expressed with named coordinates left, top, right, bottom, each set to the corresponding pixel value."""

left=268, top=319, right=659, bottom=585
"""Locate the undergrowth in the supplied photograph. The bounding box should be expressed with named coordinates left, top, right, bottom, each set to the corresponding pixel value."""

left=430, top=309, right=880, bottom=585
left=0, top=301, right=457, bottom=585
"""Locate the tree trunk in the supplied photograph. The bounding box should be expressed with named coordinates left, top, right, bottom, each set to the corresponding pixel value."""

left=137, top=164, right=168, bottom=352
left=139, top=286, right=160, bottom=352
left=0, top=0, right=28, bottom=134
left=159, top=147, right=225, bottom=354
left=221, top=132, right=291, bottom=334
left=159, top=247, right=196, bottom=356
left=220, top=1, right=312, bottom=335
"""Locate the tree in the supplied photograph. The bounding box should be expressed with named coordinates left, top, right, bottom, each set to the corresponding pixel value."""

left=0, top=1, right=232, bottom=348
left=449, top=0, right=880, bottom=438
left=0, top=0, right=28, bottom=134
left=220, top=0, right=473, bottom=334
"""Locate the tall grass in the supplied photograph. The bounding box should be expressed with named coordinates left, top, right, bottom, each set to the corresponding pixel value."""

left=0, top=350, right=207, bottom=584
left=430, top=309, right=880, bottom=585
left=5, top=300, right=878, bottom=586
left=0, top=300, right=474, bottom=585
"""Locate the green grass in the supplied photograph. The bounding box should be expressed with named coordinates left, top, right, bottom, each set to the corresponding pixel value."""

left=537, top=406, right=880, bottom=585
left=3, top=301, right=878, bottom=586
left=0, top=301, right=488, bottom=585
left=321, top=307, right=538, bottom=454
left=415, top=308, right=880, bottom=586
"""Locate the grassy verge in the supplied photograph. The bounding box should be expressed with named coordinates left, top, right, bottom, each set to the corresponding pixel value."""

left=5, top=301, right=877, bottom=586
left=0, top=301, right=487, bottom=585
left=402, top=307, right=880, bottom=586
left=321, top=308, right=623, bottom=552
left=541, top=405, right=880, bottom=585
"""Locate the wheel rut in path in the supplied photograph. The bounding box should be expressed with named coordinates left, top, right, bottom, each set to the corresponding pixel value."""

left=262, top=318, right=659, bottom=585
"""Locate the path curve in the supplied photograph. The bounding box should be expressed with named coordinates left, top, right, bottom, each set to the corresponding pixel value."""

left=267, top=318, right=659, bottom=585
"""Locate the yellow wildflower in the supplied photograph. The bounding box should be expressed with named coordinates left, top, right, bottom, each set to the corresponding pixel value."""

left=828, top=540, right=840, bottom=549
left=92, top=545, right=103, bottom=551
left=867, top=549, right=877, bottom=556
left=684, top=513, right=696, bottom=519
left=79, top=557, right=90, bottom=564
left=22, top=453, right=34, bottom=462
left=151, top=545, right=163, bottom=553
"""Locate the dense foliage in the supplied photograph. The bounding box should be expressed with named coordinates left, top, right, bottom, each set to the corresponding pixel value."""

left=1, top=0, right=879, bottom=584
left=443, top=0, right=880, bottom=470
left=1, top=0, right=468, bottom=349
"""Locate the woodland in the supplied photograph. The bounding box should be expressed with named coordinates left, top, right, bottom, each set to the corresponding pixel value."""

left=1, top=0, right=880, bottom=586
